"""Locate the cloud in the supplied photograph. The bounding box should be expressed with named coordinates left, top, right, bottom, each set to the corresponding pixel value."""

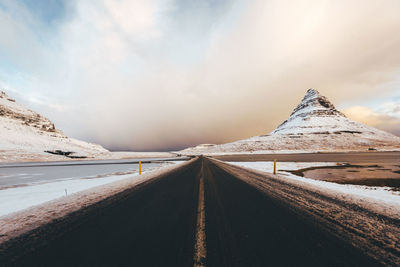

left=343, top=105, right=400, bottom=136
left=1, top=0, right=400, bottom=151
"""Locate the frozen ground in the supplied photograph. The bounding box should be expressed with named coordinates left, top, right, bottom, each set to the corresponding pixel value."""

left=107, top=151, right=177, bottom=159
left=228, top=161, right=400, bottom=205
left=0, top=159, right=188, bottom=189
left=0, top=161, right=182, bottom=217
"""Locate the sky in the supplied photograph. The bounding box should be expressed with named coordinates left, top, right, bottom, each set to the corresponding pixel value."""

left=0, top=0, right=399, bottom=151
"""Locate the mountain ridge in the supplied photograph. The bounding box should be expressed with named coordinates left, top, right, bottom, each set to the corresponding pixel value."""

left=0, top=90, right=109, bottom=161
left=180, top=88, right=400, bottom=155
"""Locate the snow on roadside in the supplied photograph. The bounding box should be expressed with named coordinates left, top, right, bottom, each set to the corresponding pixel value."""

left=228, top=161, right=400, bottom=205
left=228, top=161, right=337, bottom=172
left=0, top=161, right=182, bottom=217
left=0, top=159, right=191, bottom=245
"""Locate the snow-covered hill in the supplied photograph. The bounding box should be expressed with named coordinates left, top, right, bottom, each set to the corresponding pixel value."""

left=0, top=91, right=110, bottom=161
left=181, top=89, right=400, bottom=155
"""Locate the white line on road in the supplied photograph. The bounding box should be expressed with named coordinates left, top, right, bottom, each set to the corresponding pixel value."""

left=194, top=167, right=206, bottom=267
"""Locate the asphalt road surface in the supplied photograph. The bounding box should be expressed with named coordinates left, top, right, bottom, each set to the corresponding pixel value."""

left=0, top=157, right=393, bottom=266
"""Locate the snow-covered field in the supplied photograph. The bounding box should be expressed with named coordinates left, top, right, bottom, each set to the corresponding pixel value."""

left=107, top=151, right=178, bottom=159
left=228, top=161, right=400, bottom=205
left=0, top=161, right=182, bottom=217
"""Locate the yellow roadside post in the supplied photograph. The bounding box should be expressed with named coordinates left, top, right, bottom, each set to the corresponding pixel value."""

left=273, top=159, right=277, bottom=175
left=139, top=161, right=142, bottom=175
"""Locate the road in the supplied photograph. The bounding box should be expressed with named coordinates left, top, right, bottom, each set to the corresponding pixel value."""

left=1, top=156, right=396, bottom=266
left=0, top=157, right=188, bottom=189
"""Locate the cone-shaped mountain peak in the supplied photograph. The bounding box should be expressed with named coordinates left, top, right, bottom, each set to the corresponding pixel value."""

left=272, top=89, right=346, bottom=134
left=180, top=88, right=400, bottom=154
left=290, top=88, right=345, bottom=118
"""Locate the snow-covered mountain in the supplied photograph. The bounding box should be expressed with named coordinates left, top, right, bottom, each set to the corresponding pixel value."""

left=181, top=88, right=400, bottom=155
left=0, top=91, right=110, bottom=161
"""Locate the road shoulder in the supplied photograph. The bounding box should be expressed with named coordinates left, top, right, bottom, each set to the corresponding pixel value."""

left=210, top=158, right=400, bottom=266
left=0, top=159, right=191, bottom=246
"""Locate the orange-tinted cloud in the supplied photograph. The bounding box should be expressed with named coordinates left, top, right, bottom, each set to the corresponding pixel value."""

left=343, top=106, right=400, bottom=136
left=2, top=0, right=400, bottom=150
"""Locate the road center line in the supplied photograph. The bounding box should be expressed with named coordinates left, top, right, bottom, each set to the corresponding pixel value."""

left=194, top=168, right=206, bottom=267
